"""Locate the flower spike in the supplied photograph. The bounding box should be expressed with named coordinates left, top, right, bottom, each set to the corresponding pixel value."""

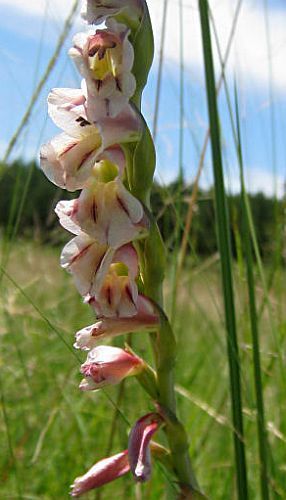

left=39, top=0, right=200, bottom=495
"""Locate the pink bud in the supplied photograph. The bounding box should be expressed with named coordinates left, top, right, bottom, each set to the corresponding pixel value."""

left=70, top=450, right=130, bottom=496
left=128, top=413, right=162, bottom=482
left=79, top=345, right=144, bottom=390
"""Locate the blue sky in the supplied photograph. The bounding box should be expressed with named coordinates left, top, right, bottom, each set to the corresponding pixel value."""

left=0, top=0, right=286, bottom=196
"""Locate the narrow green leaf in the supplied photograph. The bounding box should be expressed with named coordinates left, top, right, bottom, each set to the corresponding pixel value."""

left=198, top=1, right=248, bottom=498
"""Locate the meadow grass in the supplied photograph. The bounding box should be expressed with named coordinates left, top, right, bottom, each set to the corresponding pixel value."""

left=1, top=240, right=285, bottom=498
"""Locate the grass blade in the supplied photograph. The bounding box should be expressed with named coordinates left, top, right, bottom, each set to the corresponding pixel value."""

left=234, top=86, right=270, bottom=500
left=198, top=1, right=248, bottom=498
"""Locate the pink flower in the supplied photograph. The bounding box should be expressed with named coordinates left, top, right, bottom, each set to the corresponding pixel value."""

left=74, top=295, right=159, bottom=350
left=69, top=19, right=136, bottom=118
left=81, top=0, right=143, bottom=26
left=79, top=345, right=144, bottom=390
left=88, top=243, right=140, bottom=317
left=70, top=450, right=130, bottom=496
left=55, top=175, right=147, bottom=248
left=128, top=413, right=162, bottom=482
left=40, top=87, right=140, bottom=191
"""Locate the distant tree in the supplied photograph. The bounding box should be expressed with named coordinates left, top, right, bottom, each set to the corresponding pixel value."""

left=0, top=162, right=283, bottom=260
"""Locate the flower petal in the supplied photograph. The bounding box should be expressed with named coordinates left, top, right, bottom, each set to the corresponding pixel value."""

left=60, top=234, right=112, bottom=297
left=55, top=199, right=81, bottom=235
left=40, top=130, right=101, bottom=191
left=47, top=88, right=87, bottom=136
left=113, top=243, right=138, bottom=278
left=55, top=178, right=146, bottom=247
left=87, top=103, right=141, bottom=146
left=98, top=145, right=126, bottom=177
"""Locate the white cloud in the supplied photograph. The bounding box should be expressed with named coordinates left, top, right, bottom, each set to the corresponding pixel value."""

left=157, top=161, right=285, bottom=198
left=226, top=165, right=285, bottom=198
left=148, top=0, right=286, bottom=92
left=1, top=0, right=286, bottom=91
left=0, top=0, right=72, bottom=19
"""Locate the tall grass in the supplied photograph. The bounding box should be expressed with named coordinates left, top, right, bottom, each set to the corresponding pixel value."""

left=198, top=1, right=248, bottom=497
left=235, top=87, right=269, bottom=500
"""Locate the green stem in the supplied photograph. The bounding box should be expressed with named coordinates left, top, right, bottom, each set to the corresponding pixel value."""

left=156, top=311, right=199, bottom=491
left=128, top=0, right=200, bottom=493
left=198, top=1, right=248, bottom=498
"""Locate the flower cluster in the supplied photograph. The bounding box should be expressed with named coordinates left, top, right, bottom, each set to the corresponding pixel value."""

left=40, top=0, right=164, bottom=496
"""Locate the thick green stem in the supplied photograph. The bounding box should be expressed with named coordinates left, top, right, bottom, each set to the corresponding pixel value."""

left=126, top=0, right=200, bottom=494
left=156, top=311, right=199, bottom=491
left=130, top=144, right=200, bottom=492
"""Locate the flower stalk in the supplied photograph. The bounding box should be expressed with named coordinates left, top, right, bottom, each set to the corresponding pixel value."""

left=40, top=0, right=201, bottom=496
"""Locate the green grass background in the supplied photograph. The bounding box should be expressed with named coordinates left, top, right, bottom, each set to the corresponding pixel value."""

left=1, top=241, right=285, bottom=498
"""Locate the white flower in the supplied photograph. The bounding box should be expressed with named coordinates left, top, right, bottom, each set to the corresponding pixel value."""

left=40, top=88, right=140, bottom=191
left=69, top=20, right=136, bottom=118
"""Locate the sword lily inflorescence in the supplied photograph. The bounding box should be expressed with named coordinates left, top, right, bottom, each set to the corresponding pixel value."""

left=40, top=0, right=200, bottom=497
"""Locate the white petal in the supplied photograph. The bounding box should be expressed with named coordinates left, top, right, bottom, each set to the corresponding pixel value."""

left=55, top=200, right=81, bottom=235
left=61, top=234, right=109, bottom=297
left=113, top=244, right=138, bottom=278
left=96, top=104, right=141, bottom=150
left=48, top=88, right=87, bottom=137
left=41, top=132, right=100, bottom=191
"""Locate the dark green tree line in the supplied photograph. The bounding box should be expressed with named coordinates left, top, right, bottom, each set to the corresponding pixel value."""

left=0, top=160, right=283, bottom=259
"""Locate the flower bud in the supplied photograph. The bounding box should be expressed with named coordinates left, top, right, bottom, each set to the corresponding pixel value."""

left=70, top=450, right=130, bottom=496
left=79, top=345, right=144, bottom=390
left=81, top=0, right=144, bottom=28
left=128, top=413, right=162, bottom=482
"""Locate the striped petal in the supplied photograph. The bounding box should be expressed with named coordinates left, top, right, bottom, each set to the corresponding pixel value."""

left=55, top=177, right=146, bottom=247
left=60, top=234, right=113, bottom=297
